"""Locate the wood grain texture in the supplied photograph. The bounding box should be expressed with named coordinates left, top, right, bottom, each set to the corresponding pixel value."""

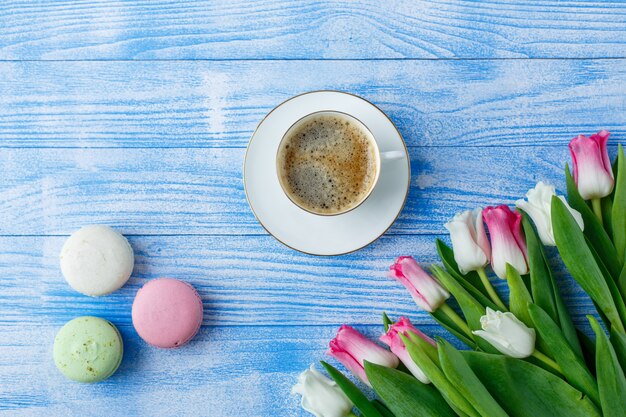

left=1, top=0, right=626, bottom=60
left=0, top=1, right=622, bottom=415
left=0, top=324, right=462, bottom=416
left=1, top=59, right=625, bottom=148
left=0, top=235, right=596, bottom=327
left=2, top=145, right=621, bottom=236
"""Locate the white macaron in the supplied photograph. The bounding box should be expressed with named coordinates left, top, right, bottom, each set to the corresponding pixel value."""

left=60, top=225, right=134, bottom=296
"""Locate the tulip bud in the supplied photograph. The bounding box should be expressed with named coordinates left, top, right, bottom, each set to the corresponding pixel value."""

left=292, top=364, right=354, bottom=417
left=327, top=325, right=399, bottom=386
left=515, top=181, right=584, bottom=246
left=482, top=206, right=529, bottom=279
left=569, top=130, right=614, bottom=200
left=388, top=256, right=450, bottom=312
left=472, top=308, right=536, bottom=358
left=444, top=208, right=491, bottom=274
left=380, top=317, right=434, bottom=384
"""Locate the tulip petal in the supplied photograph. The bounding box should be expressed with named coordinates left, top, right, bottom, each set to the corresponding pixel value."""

left=569, top=131, right=614, bottom=200
left=388, top=257, right=449, bottom=312
left=445, top=209, right=490, bottom=274
left=483, top=206, right=529, bottom=279
left=328, top=325, right=399, bottom=386
left=380, top=317, right=434, bottom=384
left=516, top=182, right=584, bottom=247
left=473, top=308, right=536, bottom=358
left=292, top=364, right=354, bottom=417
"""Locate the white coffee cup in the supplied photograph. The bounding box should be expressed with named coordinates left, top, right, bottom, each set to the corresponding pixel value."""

left=276, top=110, right=403, bottom=216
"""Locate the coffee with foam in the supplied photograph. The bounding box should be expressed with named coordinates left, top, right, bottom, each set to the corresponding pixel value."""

left=277, top=113, right=378, bottom=215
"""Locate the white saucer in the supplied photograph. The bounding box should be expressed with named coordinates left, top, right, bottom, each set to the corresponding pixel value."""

left=243, top=91, right=410, bottom=256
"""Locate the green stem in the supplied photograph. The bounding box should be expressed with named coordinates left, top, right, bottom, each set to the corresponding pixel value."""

left=439, top=303, right=473, bottom=339
left=592, top=198, right=603, bottom=226
left=531, top=350, right=562, bottom=374
left=477, top=267, right=507, bottom=311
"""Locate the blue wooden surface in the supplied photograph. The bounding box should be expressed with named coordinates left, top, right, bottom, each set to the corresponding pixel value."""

left=0, top=1, right=625, bottom=416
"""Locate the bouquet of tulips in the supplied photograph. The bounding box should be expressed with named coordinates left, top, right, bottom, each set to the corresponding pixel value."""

left=292, top=131, right=626, bottom=417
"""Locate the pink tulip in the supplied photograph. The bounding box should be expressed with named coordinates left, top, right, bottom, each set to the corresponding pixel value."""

left=388, top=256, right=449, bottom=312
left=569, top=130, right=614, bottom=200
left=380, top=317, right=434, bottom=383
left=482, top=205, right=528, bottom=279
left=327, top=325, right=399, bottom=386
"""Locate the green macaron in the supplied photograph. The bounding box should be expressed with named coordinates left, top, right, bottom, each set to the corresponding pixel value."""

left=53, top=316, right=124, bottom=383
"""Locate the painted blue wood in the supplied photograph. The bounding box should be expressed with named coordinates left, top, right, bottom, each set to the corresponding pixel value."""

left=0, top=323, right=467, bottom=415
left=1, top=145, right=624, bottom=236
left=0, top=235, right=596, bottom=327
left=0, top=60, right=625, bottom=148
left=1, top=1, right=626, bottom=60
left=0, top=1, right=623, bottom=416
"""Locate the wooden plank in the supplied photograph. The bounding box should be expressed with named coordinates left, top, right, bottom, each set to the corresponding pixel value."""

left=0, top=323, right=461, bottom=415
left=1, top=1, right=625, bottom=60
left=0, top=145, right=612, bottom=236
left=0, top=235, right=596, bottom=327
left=0, top=59, right=625, bottom=148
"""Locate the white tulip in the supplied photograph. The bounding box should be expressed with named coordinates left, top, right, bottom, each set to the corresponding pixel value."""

left=444, top=208, right=491, bottom=274
left=515, top=182, right=584, bottom=246
left=473, top=308, right=536, bottom=358
left=292, top=364, right=354, bottom=417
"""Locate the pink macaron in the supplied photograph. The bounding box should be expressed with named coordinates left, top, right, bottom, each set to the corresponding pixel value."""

left=132, top=278, right=203, bottom=348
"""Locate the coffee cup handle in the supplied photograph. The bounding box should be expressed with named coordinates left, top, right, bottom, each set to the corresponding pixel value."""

left=380, top=150, right=405, bottom=161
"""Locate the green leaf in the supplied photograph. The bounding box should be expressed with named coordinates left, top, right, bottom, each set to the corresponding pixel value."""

left=577, top=328, right=597, bottom=376
left=437, top=338, right=509, bottom=417
left=436, top=239, right=498, bottom=309
left=371, top=399, right=396, bottom=417
left=431, top=265, right=498, bottom=353
left=588, top=316, right=626, bottom=417
left=612, top=144, right=626, bottom=263
left=520, top=211, right=559, bottom=322
left=382, top=312, right=392, bottom=333
left=610, top=327, right=626, bottom=373
left=407, top=330, right=439, bottom=364
left=528, top=303, right=599, bottom=405
left=585, top=236, right=626, bottom=329
left=365, top=362, right=456, bottom=417
left=462, top=352, right=601, bottom=417
left=507, top=264, right=534, bottom=327
left=602, top=195, right=614, bottom=240
left=619, top=263, right=626, bottom=305
left=551, top=196, right=625, bottom=332
left=521, top=210, right=582, bottom=356
left=550, top=272, right=585, bottom=358
left=320, top=361, right=383, bottom=417
left=400, top=334, right=481, bottom=417
left=431, top=309, right=477, bottom=349
left=565, top=164, right=622, bottom=280
left=611, top=153, right=619, bottom=200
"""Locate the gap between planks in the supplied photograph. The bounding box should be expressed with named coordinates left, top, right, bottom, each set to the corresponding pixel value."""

left=0, top=57, right=626, bottom=62
left=0, top=143, right=609, bottom=150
